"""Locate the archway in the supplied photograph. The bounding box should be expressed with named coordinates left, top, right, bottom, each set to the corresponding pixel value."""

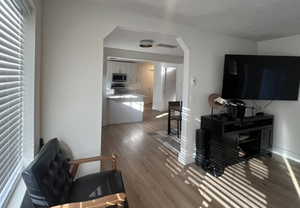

left=100, top=26, right=192, bottom=165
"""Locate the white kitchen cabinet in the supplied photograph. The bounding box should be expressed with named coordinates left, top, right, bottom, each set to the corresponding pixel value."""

left=126, top=63, right=138, bottom=84
left=107, top=94, right=144, bottom=125
left=107, top=61, right=138, bottom=84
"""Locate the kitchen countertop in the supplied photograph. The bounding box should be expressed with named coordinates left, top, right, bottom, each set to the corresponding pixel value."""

left=107, top=94, right=145, bottom=102
left=107, top=93, right=144, bottom=99
left=106, top=93, right=144, bottom=125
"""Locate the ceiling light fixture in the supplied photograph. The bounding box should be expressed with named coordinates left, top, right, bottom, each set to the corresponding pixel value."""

left=139, top=39, right=154, bottom=48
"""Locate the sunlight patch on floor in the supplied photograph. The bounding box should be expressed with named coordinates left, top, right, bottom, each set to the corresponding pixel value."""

left=157, top=144, right=269, bottom=208
left=284, top=157, right=300, bottom=198
left=122, top=101, right=144, bottom=112
left=155, top=112, right=169, bottom=119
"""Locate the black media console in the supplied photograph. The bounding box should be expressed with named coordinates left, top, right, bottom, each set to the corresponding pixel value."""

left=195, top=113, right=273, bottom=177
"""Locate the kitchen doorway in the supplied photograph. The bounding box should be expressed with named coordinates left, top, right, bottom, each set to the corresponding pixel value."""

left=101, top=26, right=191, bottom=164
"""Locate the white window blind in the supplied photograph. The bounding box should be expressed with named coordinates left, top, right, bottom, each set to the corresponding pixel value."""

left=0, top=0, right=24, bottom=206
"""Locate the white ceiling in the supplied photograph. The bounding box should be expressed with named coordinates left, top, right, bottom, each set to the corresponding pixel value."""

left=95, top=0, right=300, bottom=41
left=104, top=28, right=184, bottom=56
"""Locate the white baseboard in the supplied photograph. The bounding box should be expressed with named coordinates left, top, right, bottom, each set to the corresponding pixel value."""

left=272, top=147, right=300, bottom=163
left=178, top=151, right=194, bottom=165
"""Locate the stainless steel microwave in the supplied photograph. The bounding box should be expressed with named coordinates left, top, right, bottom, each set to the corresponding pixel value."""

left=112, top=73, right=127, bottom=82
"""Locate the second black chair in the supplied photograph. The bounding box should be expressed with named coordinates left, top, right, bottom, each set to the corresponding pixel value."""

left=168, top=101, right=182, bottom=137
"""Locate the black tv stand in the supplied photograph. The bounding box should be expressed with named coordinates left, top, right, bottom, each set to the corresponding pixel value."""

left=195, top=113, right=273, bottom=177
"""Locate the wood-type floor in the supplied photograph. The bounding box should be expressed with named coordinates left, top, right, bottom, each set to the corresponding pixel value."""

left=101, top=105, right=300, bottom=208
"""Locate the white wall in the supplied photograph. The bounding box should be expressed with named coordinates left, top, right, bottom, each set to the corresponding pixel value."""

left=42, top=0, right=104, bottom=175
left=42, top=0, right=257, bottom=170
left=179, top=35, right=257, bottom=163
left=163, top=64, right=178, bottom=109
left=136, top=63, right=154, bottom=104
left=176, top=64, right=184, bottom=101
left=152, top=63, right=180, bottom=111
left=258, top=35, right=300, bottom=161
left=152, top=63, right=164, bottom=111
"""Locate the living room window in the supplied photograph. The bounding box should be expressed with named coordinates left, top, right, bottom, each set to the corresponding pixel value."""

left=0, top=0, right=30, bottom=206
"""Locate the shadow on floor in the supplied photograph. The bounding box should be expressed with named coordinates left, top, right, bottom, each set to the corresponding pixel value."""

left=158, top=144, right=300, bottom=208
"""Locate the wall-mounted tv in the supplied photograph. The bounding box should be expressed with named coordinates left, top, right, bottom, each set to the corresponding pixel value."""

left=222, top=55, right=300, bottom=100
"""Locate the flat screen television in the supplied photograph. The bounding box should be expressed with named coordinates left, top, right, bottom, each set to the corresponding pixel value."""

left=222, top=55, right=300, bottom=100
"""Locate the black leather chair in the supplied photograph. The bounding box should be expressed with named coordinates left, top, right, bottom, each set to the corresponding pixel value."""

left=22, top=138, right=127, bottom=208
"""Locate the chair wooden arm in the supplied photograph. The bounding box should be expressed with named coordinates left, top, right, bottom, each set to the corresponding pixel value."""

left=50, top=193, right=126, bottom=208
left=69, top=154, right=117, bottom=178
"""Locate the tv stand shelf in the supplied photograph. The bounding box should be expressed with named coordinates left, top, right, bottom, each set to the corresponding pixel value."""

left=196, top=114, right=273, bottom=177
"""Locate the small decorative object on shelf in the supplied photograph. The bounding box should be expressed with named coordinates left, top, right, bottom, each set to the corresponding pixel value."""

left=208, top=93, right=225, bottom=117
left=208, top=93, right=258, bottom=120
